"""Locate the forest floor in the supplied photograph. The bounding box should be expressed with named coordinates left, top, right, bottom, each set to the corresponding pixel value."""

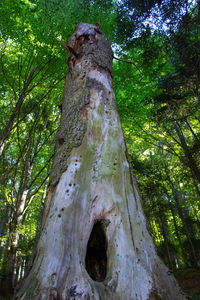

left=174, top=268, right=200, bottom=299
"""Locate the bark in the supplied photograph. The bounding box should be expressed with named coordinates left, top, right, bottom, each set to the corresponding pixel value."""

left=15, top=23, right=186, bottom=300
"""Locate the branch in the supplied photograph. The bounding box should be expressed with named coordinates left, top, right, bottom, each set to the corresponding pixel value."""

left=113, top=56, right=142, bottom=74
left=28, top=153, right=54, bottom=189
left=54, top=38, right=78, bottom=57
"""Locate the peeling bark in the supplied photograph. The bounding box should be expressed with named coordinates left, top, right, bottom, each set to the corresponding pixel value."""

left=15, top=23, right=186, bottom=300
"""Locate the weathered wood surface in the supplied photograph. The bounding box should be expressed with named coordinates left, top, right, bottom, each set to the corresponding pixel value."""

left=16, top=23, right=186, bottom=300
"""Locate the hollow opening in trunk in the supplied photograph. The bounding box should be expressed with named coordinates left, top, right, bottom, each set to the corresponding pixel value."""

left=85, top=220, right=108, bottom=282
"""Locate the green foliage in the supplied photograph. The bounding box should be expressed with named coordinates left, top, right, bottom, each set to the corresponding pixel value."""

left=116, top=0, right=198, bottom=43
left=113, top=0, right=200, bottom=271
left=0, top=0, right=119, bottom=291
left=0, top=0, right=200, bottom=295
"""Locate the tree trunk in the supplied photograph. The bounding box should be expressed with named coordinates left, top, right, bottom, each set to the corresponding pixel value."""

left=0, top=143, right=33, bottom=297
left=174, top=121, right=200, bottom=184
left=162, top=153, right=199, bottom=267
left=0, top=66, right=36, bottom=156
left=156, top=196, right=175, bottom=270
left=15, top=23, right=186, bottom=300
left=168, top=198, right=188, bottom=267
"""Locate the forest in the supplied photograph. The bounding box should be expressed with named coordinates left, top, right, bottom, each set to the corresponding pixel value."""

left=0, top=0, right=200, bottom=299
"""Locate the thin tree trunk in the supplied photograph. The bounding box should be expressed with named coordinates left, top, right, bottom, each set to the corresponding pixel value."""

left=155, top=164, right=188, bottom=267
left=174, top=121, right=200, bottom=184
left=0, top=66, right=36, bottom=155
left=167, top=197, right=189, bottom=266
left=0, top=144, right=33, bottom=296
left=156, top=196, right=175, bottom=270
left=162, top=152, right=198, bottom=267
left=16, top=23, right=186, bottom=300
left=0, top=201, right=9, bottom=261
left=184, top=118, right=199, bottom=141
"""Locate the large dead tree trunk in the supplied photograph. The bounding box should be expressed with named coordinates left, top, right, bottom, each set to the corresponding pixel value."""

left=15, top=23, right=186, bottom=300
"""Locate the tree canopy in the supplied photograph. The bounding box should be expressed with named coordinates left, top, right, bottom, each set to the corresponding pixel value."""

left=0, top=0, right=200, bottom=298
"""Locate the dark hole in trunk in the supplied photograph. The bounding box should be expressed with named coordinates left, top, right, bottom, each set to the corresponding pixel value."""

left=85, top=220, right=108, bottom=282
